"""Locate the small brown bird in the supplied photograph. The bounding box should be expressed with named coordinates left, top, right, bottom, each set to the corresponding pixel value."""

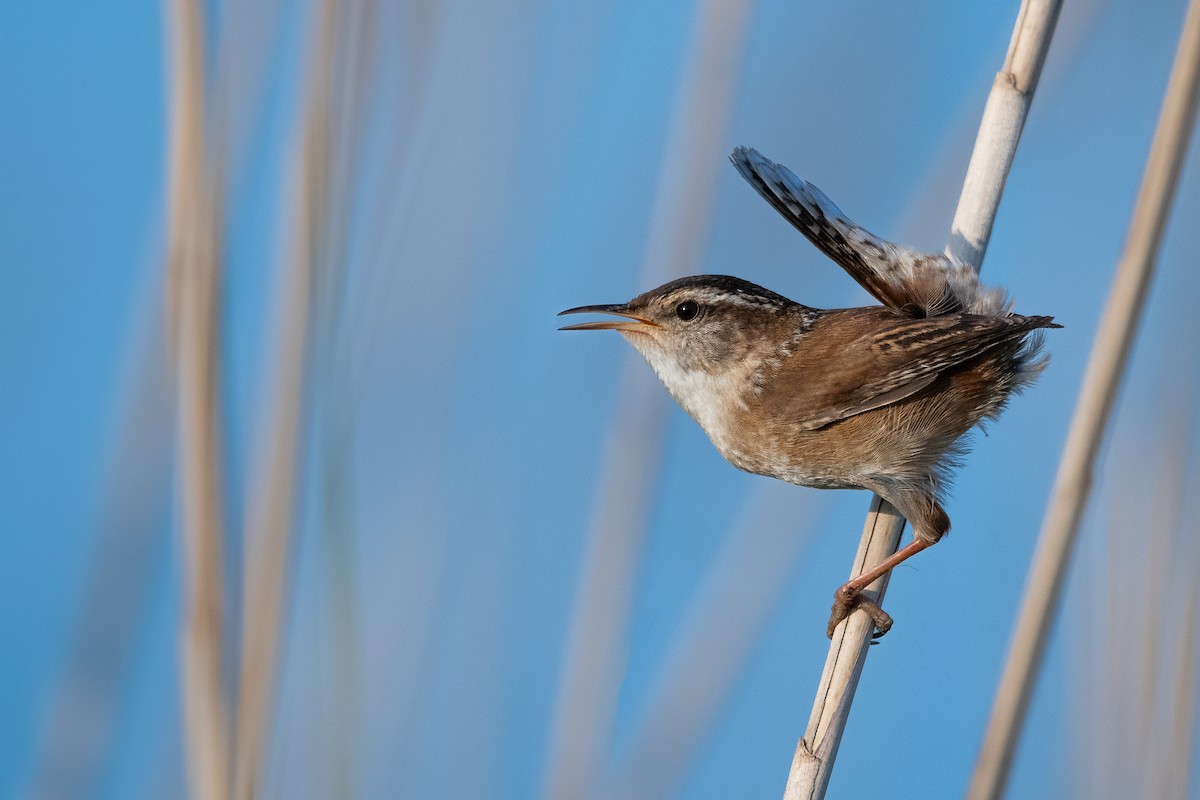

left=560, top=147, right=1059, bottom=638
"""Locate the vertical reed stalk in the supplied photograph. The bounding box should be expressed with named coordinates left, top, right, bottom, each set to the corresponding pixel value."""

left=783, top=2, right=1063, bottom=797
left=312, top=2, right=375, bottom=794
left=542, top=0, right=753, bottom=795
left=164, top=0, right=229, bottom=797
left=604, top=486, right=820, bottom=798
left=967, top=1, right=1200, bottom=796
left=231, top=1, right=337, bottom=795
left=26, top=302, right=174, bottom=799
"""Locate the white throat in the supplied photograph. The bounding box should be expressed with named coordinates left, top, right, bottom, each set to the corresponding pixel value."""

left=625, top=336, right=743, bottom=447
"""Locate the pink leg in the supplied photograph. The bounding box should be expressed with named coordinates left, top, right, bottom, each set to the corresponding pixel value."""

left=826, top=538, right=934, bottom=639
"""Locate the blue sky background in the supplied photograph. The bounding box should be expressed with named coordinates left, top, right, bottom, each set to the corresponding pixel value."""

left=3, top=0, right=1200, bottom=798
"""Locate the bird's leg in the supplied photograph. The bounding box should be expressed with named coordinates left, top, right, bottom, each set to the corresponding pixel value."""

left=826, top=538, right=934, bottom=639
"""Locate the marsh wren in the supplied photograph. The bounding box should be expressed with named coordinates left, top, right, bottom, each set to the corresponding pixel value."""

left=560, top=147, right=1059, bottom=638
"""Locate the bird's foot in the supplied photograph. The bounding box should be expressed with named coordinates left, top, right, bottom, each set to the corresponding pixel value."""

left=826, top=585, right=893, bottom=641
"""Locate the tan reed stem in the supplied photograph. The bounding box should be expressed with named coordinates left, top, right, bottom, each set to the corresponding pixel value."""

left=231, top=0, right=337, bottom=796
left=541, top=1, right=754, bottom=796
left=967, top=0, right=1200, bottom=795
left=783, top=2, right=1064, bottom=797
left=164, top=0, right=230, bottom=797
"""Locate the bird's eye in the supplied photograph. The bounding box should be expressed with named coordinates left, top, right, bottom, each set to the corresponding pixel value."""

left=675, top=300, right=699, bottom=321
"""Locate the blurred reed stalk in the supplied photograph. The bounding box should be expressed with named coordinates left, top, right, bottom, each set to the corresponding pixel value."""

left=163, top=0, right=230, bottom=798
left=1163, top=550, right=1200, bottom=799
left=309, top=0, right=375, bottom=794
left=25, top=297, right=173, bottom=799
left=601, top=483, right=820, bottom=799
left=230, top=0, right=339, bottom=796
left=1124, top=377, right=1200, bottom=798
left=783, top=1, right=1063, bottom=797
left=967, top=0, right=1200, bottom=795
left=542, top=0, right=752, bottom=796
left=1088, top=388, right=1200, bottom=798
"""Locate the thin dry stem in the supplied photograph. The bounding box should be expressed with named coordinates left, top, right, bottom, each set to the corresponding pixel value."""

left=967, top=0, right=1200, bottom=796
left=230, top=1, right=337, bottom=796
left=542, top=0, right=753, bottom=795
left=783, top=2, right=1063, bottom=797
left=604, top=484, right=820, bottom=799
left=164, top=0, right=230, bottom=797
left=1081, top=388, right=1199, bottom=798
left=1166, top=568, right=1200, bottom=799
left=25, top=300, right=174, bottom=798
left=312, top=1, right=376, bottom=794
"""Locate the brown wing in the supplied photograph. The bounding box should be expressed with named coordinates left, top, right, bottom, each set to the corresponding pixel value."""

left=730, top=147, right=1005, bottom=317
left=763, top=308, right=1057, bottom=430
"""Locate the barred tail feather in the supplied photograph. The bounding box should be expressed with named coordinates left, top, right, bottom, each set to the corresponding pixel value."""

left=731, top=146, right=1009, bottom=318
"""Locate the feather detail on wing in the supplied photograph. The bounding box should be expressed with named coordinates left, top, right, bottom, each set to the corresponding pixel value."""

left=730, top=147, right=1008, bottom=318
left=775, top=310, right=1061, bottom=430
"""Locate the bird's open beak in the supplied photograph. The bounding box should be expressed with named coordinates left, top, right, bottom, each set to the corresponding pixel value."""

left=557, top=304, right=660, bottom=333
